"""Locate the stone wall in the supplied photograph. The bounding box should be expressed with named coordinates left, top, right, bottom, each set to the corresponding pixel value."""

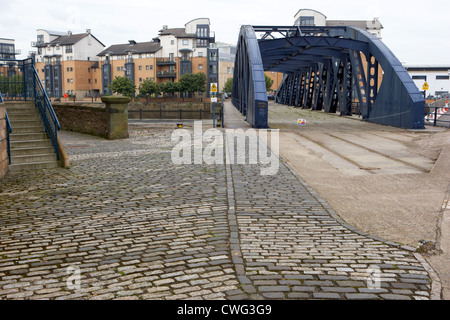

left=52, top=103, right=109, bottom=138
left=0, top=103, right=8, bottom=179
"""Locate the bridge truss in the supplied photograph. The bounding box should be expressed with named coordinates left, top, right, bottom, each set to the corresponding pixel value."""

left=232, top=25, right=425, bottom=129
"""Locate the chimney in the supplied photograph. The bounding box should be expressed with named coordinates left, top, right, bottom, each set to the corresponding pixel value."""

left=129, top=40, right=136, bottom=45
left=67, top=30, right=72, bottom=36
left=86, top=29, right=91, bottom=34
left=163, top=25, right=168, bottom=30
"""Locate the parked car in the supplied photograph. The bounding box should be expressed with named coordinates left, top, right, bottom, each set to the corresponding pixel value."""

left=267, top=93, right=275, bottom=100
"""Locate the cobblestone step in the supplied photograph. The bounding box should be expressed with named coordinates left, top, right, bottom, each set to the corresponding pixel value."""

left=10, top=153, right=57, bottom=164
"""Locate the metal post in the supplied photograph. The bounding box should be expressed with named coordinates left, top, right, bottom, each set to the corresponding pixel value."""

left=434, top=107, right=437, bottom=126
left=213, top=92, right=216, bottom=128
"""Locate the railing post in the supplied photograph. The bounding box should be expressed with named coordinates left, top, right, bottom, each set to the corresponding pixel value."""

left=434, top=107, right=438, bottom=126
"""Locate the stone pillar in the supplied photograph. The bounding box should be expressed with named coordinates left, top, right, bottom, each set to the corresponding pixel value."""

left=101, top=95, right=131, bottom=140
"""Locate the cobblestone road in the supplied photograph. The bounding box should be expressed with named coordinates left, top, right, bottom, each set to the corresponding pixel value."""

left=0, top=127, right=438, bottom=300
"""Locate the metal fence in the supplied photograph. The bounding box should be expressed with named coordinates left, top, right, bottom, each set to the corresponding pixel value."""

left=425, top=105, right=450, bottom=128
left=0, top=58, right=34, bottom=101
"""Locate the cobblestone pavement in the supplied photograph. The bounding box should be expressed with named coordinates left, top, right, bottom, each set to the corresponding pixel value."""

left=0, top=127, right=439, bottom=300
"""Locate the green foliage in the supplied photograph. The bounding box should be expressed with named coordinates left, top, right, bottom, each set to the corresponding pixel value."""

left=178, top=72, right=206, bottom=93
left=108, top=76, right=136, bottom=97
left=0, top=74, right=24, bottom=96
left=139, top=79, right=160, bottom=97
left=223, top=77, right=233, bottom=93
left=160, top=81, right=179, bottom=96
left=265, top=74, right=274, bottom=92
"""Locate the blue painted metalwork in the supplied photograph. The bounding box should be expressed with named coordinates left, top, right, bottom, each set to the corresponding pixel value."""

left=233, top=25, right=425, bottom=129
left=0, top=57, right=61, bottom=160
left=232, top=26, right=269, bottom=129
left=5, top=109, right=12, bottom=164
left=31, top=59, right=61, bottom=160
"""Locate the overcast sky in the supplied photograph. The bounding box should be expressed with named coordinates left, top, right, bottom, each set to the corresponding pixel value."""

left=2, top=0, right=449, bottom=65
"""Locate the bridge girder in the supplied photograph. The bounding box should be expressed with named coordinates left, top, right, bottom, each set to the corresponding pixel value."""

left=232, top=25, right=425, bottom=129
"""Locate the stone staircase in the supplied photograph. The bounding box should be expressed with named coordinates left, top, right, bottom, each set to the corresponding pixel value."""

left=6, top=101, right=58, bottom=171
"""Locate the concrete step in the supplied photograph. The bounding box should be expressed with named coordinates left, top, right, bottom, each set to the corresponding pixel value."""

left=10, top=146, right=55, bottom=156
left=10, top=132, right=49, bottom=141
left=9, top=161, right=58, bottom=171
left=10, top=139, right=53, bottom=149
left=10, top=126, right=45, bottom=134
left=8, top=119, right=43, bottom=127
left=7, top=113, right=42, bottom=121
left=4, top=102, right=36, bottom=110
left=11, top=153, right=57, bottom=165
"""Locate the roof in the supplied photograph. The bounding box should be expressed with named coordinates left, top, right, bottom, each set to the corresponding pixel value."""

left=37, top=29, right=66, bottom=36
left=158, top=28, right=196, bottom=38
left=98, top=41, right=161, bottom=56
left=326, top=19, right=383, bottom=30
left=47, top=32, right=106, bottom=47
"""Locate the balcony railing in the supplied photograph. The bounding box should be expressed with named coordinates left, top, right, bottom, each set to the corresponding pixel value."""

left=157, top=71, right=177, bottom=78
left=156, top=58, right=176, bottom=66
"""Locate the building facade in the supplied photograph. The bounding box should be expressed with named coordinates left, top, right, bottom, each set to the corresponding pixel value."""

left=405, top=65, right=450, bottom=98
left=99, top=18, right=218, bottom=96
left=293, top=9, right=383, bottom=38
left=32, top=29, right=105, bottom=100
left=0, top=38, right=18, bottom=60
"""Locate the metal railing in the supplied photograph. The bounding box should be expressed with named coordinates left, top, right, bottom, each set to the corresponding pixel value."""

left=5, top=109, right=12, bottom=164
left=31, top=62, right=61, bottom=159
left=0, top=57, right=61, bottom=160
left=425, top=105, right=450, bottom=127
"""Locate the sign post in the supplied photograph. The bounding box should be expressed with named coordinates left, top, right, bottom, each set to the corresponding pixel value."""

left=210, top=83, right=218, bottom=128
left=422, top=82, right=429, bottom=99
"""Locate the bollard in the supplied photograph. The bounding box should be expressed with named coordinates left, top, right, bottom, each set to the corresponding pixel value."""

left=101, top=95, right=131, bottom=140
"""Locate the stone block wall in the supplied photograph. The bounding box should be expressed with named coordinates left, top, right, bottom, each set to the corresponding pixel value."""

left=52, top=103, right=109, bottom=138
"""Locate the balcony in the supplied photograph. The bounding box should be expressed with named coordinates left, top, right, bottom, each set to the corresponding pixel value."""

left=157, top=70, right=177, bottom=78
left=156, top=58, right=176, bottom=66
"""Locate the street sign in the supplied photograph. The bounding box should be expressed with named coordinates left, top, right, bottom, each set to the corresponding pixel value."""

left=210, top=83, right=218, bottom=93
left=422, top=82, right=429, bottom=91
left=211, top=97, right=218, bottom=103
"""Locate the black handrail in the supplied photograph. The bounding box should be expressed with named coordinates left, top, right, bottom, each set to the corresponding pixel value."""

left=5, top=109, right=12, bottom=164
left=31, top=63, right=61, bottom=160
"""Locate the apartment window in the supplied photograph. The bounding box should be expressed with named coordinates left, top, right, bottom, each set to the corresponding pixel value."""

left=88, top=79, right=91, bottom=84
left=67, top=67, right=70, bottom=72
left=70, top=67, right=73, bottom=72
left=182, top=39, right=189, bottom=45
left=139, top=66, right=142, bottom=70
left=436, top=75, right=450, bottom=80
left=117, top=67, right=120, bottom=71
left=198, top=52, right=203, bottom=57
left=146, top=65, right=149, bottom=70
left=227, top=67, right=231, bottom=74
left=171, top=40, right=175, bottom=45
left=88, top=68, right=91, bottom=73
left=66, top=45, right=73, bottom=53
left=139, top=54, right=142, bottom=59
left=150, top=65, right=153, bottom=70
left=300, top=16, right=315, bottom=26
left=139, top=78, right=142, bottom=82
left=199, top=64, right=203, bottom=70
left=169, top=53, right=174, bottom=61
left=95, top=79, right=97, bottom=83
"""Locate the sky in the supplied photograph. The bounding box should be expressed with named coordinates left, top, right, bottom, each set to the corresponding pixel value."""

left=1, top=0, right=450, bottom=65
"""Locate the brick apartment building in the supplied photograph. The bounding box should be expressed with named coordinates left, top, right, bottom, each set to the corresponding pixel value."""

left=32, top=29, right=105, bottom=100
left=98, top=18, right=218, bottom=96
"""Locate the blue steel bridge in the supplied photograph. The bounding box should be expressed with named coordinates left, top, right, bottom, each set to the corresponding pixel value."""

left=231, top=25, right=425, bottom=130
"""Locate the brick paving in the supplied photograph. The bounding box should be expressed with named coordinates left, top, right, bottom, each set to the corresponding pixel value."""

left=0, top=127, right=437, bottom=300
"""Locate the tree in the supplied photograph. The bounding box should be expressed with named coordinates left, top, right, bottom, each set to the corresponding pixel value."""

left=160, top=81, right=179, bottom=97
left=265, top=74, right=274, bottom=92
left=139, top=79, right=160, bottom=102
left=108, top=76, right=136, bottom=97
left=223, top=77, right=233, bottom=93
left=178, top=72, right=206, bottom=94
